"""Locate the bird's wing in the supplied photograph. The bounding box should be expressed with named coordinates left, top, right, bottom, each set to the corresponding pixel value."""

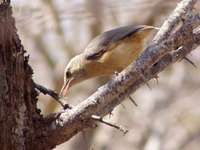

left=84, top=25, right=157, bottom=60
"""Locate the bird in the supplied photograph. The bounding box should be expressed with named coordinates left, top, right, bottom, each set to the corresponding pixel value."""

left=60, top=25, right=158, bottom=97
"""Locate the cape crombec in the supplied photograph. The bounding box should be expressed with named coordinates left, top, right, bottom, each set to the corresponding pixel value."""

left=60, top=25, right=158, bottom=97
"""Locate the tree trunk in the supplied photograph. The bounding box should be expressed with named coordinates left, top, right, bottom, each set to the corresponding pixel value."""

left=0, top=2, right=50, bottom=150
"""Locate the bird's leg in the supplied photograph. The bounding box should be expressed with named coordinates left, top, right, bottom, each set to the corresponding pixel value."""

left=91, top=115, right=128, bottom=135
left=34, top=82, right=71, bottom=109
left=183, top=56, right=197, bottom=68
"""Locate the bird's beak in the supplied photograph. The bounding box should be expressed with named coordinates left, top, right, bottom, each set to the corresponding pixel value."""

left=60, top=78, right=74, bottom=97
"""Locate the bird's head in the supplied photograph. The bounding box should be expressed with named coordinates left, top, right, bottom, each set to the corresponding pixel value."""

left=59, top=54, right=109, bottom=97
left=60, top=54, right=86, bottom=97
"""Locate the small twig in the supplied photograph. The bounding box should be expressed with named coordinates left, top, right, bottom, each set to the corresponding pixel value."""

left=34, top=83, right=59, bottom=99
left=183, top=56, right=197, bottom=68
left=34, top=82, right=71, bottom=109
left=128, top=95, right=138, bottom=107
left=91, top=115, right=128, bottom=135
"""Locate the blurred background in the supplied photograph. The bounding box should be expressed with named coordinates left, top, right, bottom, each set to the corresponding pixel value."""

left=13, top=0, right=200, bottom=150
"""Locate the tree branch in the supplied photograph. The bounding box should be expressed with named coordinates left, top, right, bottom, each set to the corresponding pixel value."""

left=35, top=0, right=200, bottom=148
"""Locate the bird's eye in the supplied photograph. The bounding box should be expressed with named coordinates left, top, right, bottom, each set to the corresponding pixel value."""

left=66, top=71, right=72, bottom=78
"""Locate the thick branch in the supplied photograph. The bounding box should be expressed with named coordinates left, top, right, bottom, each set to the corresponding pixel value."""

left=36, top=0, right=200, bottom=148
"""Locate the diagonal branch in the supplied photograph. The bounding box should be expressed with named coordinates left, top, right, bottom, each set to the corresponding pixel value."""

left=36, top=0, right=200, bottom=148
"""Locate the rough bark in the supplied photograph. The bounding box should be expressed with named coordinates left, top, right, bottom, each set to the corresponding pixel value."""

left=0, top=2, right=49, bottom=150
